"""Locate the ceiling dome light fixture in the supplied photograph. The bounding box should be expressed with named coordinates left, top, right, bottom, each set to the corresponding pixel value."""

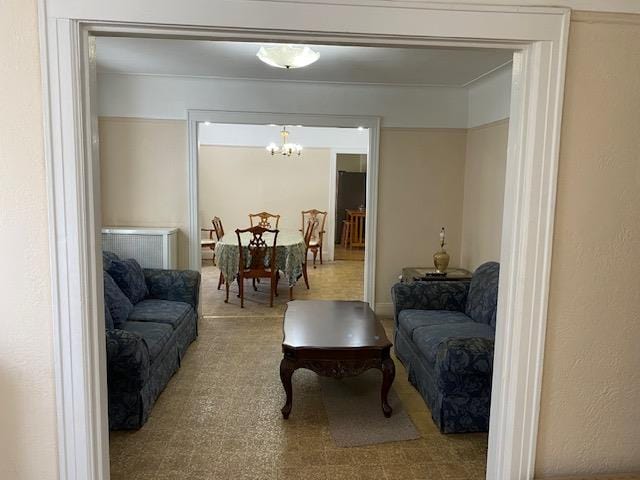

left=256, top=44, right=320, bottom=69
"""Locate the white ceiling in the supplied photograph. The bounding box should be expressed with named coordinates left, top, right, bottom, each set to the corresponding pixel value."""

left=95, top=37, right=513, bottom=88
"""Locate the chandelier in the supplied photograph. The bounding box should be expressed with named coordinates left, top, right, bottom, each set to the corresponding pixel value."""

left=266, top=126, right=303, bottom=156
left=256, top=44, right=320, bottom=69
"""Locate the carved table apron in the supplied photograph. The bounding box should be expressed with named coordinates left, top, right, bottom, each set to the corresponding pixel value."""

left=279, top=300, right=396, bottom=419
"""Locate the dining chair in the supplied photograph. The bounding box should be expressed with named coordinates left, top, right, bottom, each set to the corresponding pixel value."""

left=249, top=211, right=280, bottom=229
left=228, top=226, right=279, bottom=308
left=212, top=216, right=225, bottom=240
left=346, top=209, right=366, bottom=248
left=301, top=209, right=327, bottom=267
left=340, top=220, right=351, bottom=248
left=200, top=221, right=216, bottom=262
left=212, top=217, right=225, bottom=290
left=277, top=219, right=313, bottom=301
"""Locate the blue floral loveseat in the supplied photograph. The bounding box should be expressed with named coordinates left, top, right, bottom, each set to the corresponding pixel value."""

left=391, top=262, right=499, bottom=433
left=103, top=251, right=200, bottom=430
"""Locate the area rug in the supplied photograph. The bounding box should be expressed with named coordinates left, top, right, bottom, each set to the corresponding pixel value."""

left=319, top=370, right=420, bottom=447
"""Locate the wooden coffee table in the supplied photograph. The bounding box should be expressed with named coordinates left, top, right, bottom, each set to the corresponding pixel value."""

left=280, top=300, right=395, bottom=419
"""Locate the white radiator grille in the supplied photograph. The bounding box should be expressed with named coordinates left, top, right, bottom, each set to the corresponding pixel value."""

left=102, top=227, right=178, bottom=269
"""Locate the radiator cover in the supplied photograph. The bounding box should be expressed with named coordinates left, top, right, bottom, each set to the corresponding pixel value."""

left=101, top=227, right=178, bottom=269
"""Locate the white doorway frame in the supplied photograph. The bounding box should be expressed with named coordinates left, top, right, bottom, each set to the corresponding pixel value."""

left=328, top=147, right=369, bottom=263
left=38, top=1, right=570, bottom=479
left=187, top=110, right=379, bottom=305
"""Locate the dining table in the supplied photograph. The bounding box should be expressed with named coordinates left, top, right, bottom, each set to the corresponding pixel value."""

left=213, top=229, right=307, bottom=287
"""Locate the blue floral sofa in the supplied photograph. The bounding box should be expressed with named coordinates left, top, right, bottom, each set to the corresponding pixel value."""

left=391, top=262, right=499, bottom=433
left=102, top=251, right=200, bottom=430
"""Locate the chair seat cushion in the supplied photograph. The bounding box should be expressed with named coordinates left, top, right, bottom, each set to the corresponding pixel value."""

left=413, top=322, right=495, bottom=368
left=128, top=299, right=193, bottom=330
left=121, top=321, right=173, bottom=363
left=201, top=239, right=215, bottom=246
left=398, top=309, right=471, bottom=339
left=309, top=239, right=320, bottom=246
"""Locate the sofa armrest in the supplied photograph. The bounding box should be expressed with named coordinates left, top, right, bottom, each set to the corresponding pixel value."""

left=105, top=329, right=150, bottom=392
left=436, top=337, right=494, bottom=375
left=143, top=269, right=201, bottom=310
left=391, top=281, right=469, bottom=324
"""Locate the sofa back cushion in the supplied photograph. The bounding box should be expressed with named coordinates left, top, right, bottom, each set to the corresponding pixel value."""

left=103, top=272, right=134, bottom=328
left=106, top=258, right=149, bottom=304
left=103, top=250, right=120, bottom=271
left=104, top=302, right=114, bottom=330
left=465, top=262, right=500, bottom=328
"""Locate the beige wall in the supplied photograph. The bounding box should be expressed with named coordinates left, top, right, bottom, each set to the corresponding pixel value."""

left=460, top=119, right=509, bottom=271
left=0, top=1, right=59, bottom=479
left=100, top=122, right=470, bottom=300
left=28, top=10, right=638, bottom=478
left=99, top=117, right=190, bottom=269
left=198, top=145, right=331, bottom=237
left=375, top=128, right=467, bottom=308
left=337, top=153, right=367, bottom=173
left=535, top=11, right=640, bottom=477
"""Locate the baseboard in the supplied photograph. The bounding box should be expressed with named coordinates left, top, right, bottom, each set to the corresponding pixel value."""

left=375, top=302, right=393, bottom=317
left=536, top=475, right=640, bottom=480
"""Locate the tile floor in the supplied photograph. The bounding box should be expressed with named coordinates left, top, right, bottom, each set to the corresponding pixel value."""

left=334, top=245, right=365, bottom=261
left=109, top=259, right=488, bottom=479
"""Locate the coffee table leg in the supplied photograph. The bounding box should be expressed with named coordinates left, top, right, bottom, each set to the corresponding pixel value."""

left=280, top=357, right=295, bottom=419
left=381, top=357, right=395, bottom=418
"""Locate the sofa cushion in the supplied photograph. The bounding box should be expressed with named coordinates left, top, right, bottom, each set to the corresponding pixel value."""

left=107, top=258, right=149, bottom=304
left=437, top=337, right=495, bottom=375
left=128, top=299, right=193, bottom=330
left=103, top=250, right=120, bottom=271
left=398, top=309, right=471, bottom=339
left=103, top=272, right=134, bottom=328
left=104, top=302, right=114, bottom=330
left=121, top=321, right=173, bottom=363
left=412, top=322, right=495, bottom=367
left=465, top=262, right=500, bottom=327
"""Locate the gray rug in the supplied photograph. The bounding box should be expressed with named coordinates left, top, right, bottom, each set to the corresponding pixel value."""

left=319, top=370, right=420, bottom=447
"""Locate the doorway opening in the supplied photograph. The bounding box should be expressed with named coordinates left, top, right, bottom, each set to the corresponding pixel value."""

left=41, top=5, right=569, bottom=479
left=195, top=121, right=371, bottom=313
left=334, top=152, right=367, bottom=262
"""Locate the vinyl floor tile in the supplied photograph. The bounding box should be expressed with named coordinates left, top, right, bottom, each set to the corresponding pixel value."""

left=109, top=260, right=487, bottom=479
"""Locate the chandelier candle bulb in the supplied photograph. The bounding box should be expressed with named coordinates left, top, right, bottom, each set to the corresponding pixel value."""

left=266, top=126, right=303, bottom=157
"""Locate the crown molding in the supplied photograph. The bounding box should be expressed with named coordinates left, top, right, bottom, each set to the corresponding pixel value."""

left=96, top=70, right=471, bottom=89
left=268, top=0, right=640, bottom=15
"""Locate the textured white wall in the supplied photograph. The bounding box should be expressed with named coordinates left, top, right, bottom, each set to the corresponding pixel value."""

left=460, top=120, right=509, bottom=271
left=97, top=67, right=514, bottom=129
left=467, top=65, right=512, bottom=128
left=536, top=11, right=640, bottom=476
left=97, top=72, right=469, bottom=128
left=0, top=1, right=59, bottom=479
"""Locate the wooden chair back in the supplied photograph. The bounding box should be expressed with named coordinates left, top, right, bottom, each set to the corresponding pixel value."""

left=212, top=216, right=225, bottom=240
left=346, top=209, right=366, bottom=248
left=249, top=211, right=280, bottom=229
left=302, top=218, right=314, bottom=253
left=301, top=209, right=327, bottom=244
left=236, top=226, right=279, bottom=275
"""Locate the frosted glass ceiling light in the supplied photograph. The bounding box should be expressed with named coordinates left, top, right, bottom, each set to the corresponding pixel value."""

left=256, top=44, right=320, bottom=69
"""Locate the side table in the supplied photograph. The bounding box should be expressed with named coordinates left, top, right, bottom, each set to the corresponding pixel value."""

left=401, top=267, right=472, bottom=284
